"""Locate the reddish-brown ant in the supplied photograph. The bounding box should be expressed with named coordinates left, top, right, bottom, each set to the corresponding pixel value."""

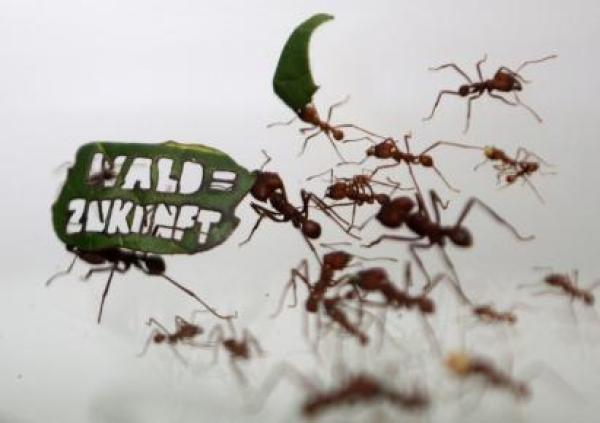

left=424, top=54, right=557, bottom=132
left=365, top=190, right=534, bottom=303
left=45, top=245, right=235, bottom=323
left=472, top=304, right=518, bottom=325
left=272, top=251, right=369, bottom=345
left=138, top=314, right=205, bottom=363
left=205, top=319, right=263, bottom=383
left=256, top=365, right=429, bottom=418
left=527, top=270, right=599, bottom=306
left=268, top=97, right=385, bottom=162
left=445, top=351, right=530, bottom=399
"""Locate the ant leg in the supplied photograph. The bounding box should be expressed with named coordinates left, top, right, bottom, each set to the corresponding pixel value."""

left=243, top=329, right=264, bottom=356
left=514, top=54, right=558, bottom=73
left=306, top=167, right=334, bottom=182
left=137, top=329, right=162, bottom=357
left=336, top=156, right=369, bottom=168
left=325, top=132, right=347, bottom=163
left=521, top=175, right=545, bottom=204
left=438, top=248, right=471, bottom=304
left=475, top=54, right=488, bottom=82
left=473, top=158, right=489, bottom=171
left=97, top=266, right=116, bottom=324
left=488, top=92, right=518, bottom=106
left=334, top=124, right=387, bottom=139
left=514, top=92, right=543, bottom=123
left=326, top=96, right=350, bottom=122
left=342, top=136, right=377, bottom=145
left=410, top=242, right=435, bottom=291
left=160, top=274, right=236, bottom=319
left=455, top=197, right=534, bottom=240
left=299, top=129, right=322, bottom=156
left=515, top=147, right=555, bottom=167
left=428, top=63, right=473, bottom=83
left=266, top=115, right=297, bottom=128
left=258, top=149, right=272, bottom=171
left=230, top=359, right=248, bottom=385
left=404, top=261, right=413, bottom=290
left=363, top=235, right=423, bottom=248
left=419, top=141, right=483, bottom=156
left=423, top=90, right=462, bottom=121
left=432, top=166, right=460, bottom=193
left=239, top=204, right=284, bottom=246
left=46, top=255, right=77, bottom=286
left=429, top=189, right=449, bottom=224
left=370, top=162, right=400, bottom=177
left=271, top=259, right=310, bottom=318
left=464, top=91, right=484, bottom=133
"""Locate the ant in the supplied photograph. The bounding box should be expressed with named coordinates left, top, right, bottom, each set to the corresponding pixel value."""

left=445, top=351, right=530, bottom=399
left=272, top=250, right=369, bottom=345
left=307, top=169, right=408, bottom=232
left=424, top=54, right=557, bottom=132
left=526, top=270, right=599, bottom=306
left=268, top=97, right=386, bottom=162
left=256, top=365, right=429, bottom=418
left=344, top=133, right=475, bottom=193
left=138, top=314, right=205, bottom=364
left=45, top=245, right=234, bottom=323
left=472, top=304, right=518, bottom=325
left=205, top=319, right=263, bottom=384
left=365, top=190, right=534, bottom=304
left=241, top=153, right=354, bottom=260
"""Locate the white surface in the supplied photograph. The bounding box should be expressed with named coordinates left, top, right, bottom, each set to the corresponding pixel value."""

left=1, top=1, right=600, bottom=422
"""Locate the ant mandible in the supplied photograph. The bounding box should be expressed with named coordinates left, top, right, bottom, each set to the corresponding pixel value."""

left=424, top=54, right=557, bottom=132
left=365, top=190, right=534, bottom=304
left=45, top=246, right=235, bottom=323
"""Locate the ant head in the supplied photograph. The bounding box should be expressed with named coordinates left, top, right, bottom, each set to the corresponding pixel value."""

left=357, top=267, right=388, bottom=290
left=544, top=274, right=564, bottom=286
left=300, top=104, right=320, bottom=125
left=145, top=256, right=166, bottom=275
left=324, top=251, right=352, bottom=270
left=302, top=220, right=322, bottom=239
left=251, top=171, right=283, bottom=201
left=153, top=333, right=166, bottom=343
left=483, top=146, right=500, bottom=160
left=583, top=292, right=595, bottom=305
left=458, top=85, right=470, bottom=96
left=332, top=128, right=344, bottom=141
left=526, top=162, right=539, bottom=172
left=505, top=174, right=517, bottom=184
left=418, top=154, right=434, bottom=167
left=445, top=352, right=471, bottom=375
left=448, top=226, right=473, bottom=247
left=326, top=182, right=347, bottom=200
left=376, top=196, right=415, bottom=228
left=507, top=314, right=518, bottom=324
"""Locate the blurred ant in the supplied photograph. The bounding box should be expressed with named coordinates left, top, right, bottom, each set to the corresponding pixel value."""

left=255, top=364, right=429, bottom=418
left=445, top=351, right=530, bottom=399
left=343, top=133, right=474, bottom=192
left=242, top=152, right=354, bottom=260
left=206, top=319, right=263, bottom=384
left=268, top=97, right=385, bottom=162
left=365, top=190, right=534, bottom=304
left=138, top=314, right=205, bottom=364
left=525, top=269, right=599, bottom=306
left=472, top=304, right=518, bottom=325
left=45, top=246, right=234, bottom=323
left=424, top=54, right=557, bottom=132
left=272, top=251, right=369, bottom=345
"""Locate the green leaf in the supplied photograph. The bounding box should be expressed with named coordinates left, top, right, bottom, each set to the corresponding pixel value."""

left=273, top=13, right=334, bottom=114
left=52, top=141, right=255, bottom=255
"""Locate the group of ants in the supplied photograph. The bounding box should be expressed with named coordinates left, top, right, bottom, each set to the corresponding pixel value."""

left=47, top=54, right=597, bottom=419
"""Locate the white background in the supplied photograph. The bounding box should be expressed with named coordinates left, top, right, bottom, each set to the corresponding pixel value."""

left=1, top=1, right=600, bottom=422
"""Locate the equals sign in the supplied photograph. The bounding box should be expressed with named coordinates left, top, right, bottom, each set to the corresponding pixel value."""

left=209, top=170, right=237, bottom=192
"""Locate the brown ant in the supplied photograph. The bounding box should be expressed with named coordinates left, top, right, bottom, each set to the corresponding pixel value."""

left=206, top=319, right=263, bottom=384
left=268, top=97, right=386, bottom=162
left=45, top=245, right=235, bottom=323
left=472, top=304, right=518, bottom=325
left=424, top=54, right=557, bottom=132
left=365, top=190, right=534, bottom=304
left=445, top=351, right=530, bottom=399
left=526, top=270, right=599, bottom=306
left=138, top=314, right=205, bottom=363
left=242, top=153, right=355, bottom=259
left=256, top=365, right=429, bottom=418
left=272, top=251, right=369, bottom=345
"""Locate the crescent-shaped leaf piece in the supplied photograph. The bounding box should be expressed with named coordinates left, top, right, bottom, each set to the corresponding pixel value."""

left=273, top=13, right=334, bottom=114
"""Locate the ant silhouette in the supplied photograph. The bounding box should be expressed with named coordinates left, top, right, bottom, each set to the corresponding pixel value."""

left=268, top=97, right=385, bottom=162
left=45, top=246, right=235, bottom=323
left=472, top=304, right=518, bottom=325
left=241, top=152, right=355, bottom=261
left=524, top=269, right=600, bottom=306
left=138, top=313, right=206, bottom=364
left=445, top=351, right=530, bottom=399
left=424, top=54, right=557, bottom=132
left=365, top=190, right=534, bottom=304
left=205, top=319, right=263, bottom=384
left=255, top=364, right=429, bottom=418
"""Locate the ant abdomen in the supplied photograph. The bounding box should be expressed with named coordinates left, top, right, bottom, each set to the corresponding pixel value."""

left=418, top=155, right=434, bottom=167
left=447, top=226, right=473, bottom=247
left=301, top=220, right=321, bottom=239
left=145, top=256, right=166, bottom=275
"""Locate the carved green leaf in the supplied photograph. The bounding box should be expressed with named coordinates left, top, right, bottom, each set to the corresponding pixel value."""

left=273, top=13, right=334, bottom=114
left=52, top=141, right=255, bottom=255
